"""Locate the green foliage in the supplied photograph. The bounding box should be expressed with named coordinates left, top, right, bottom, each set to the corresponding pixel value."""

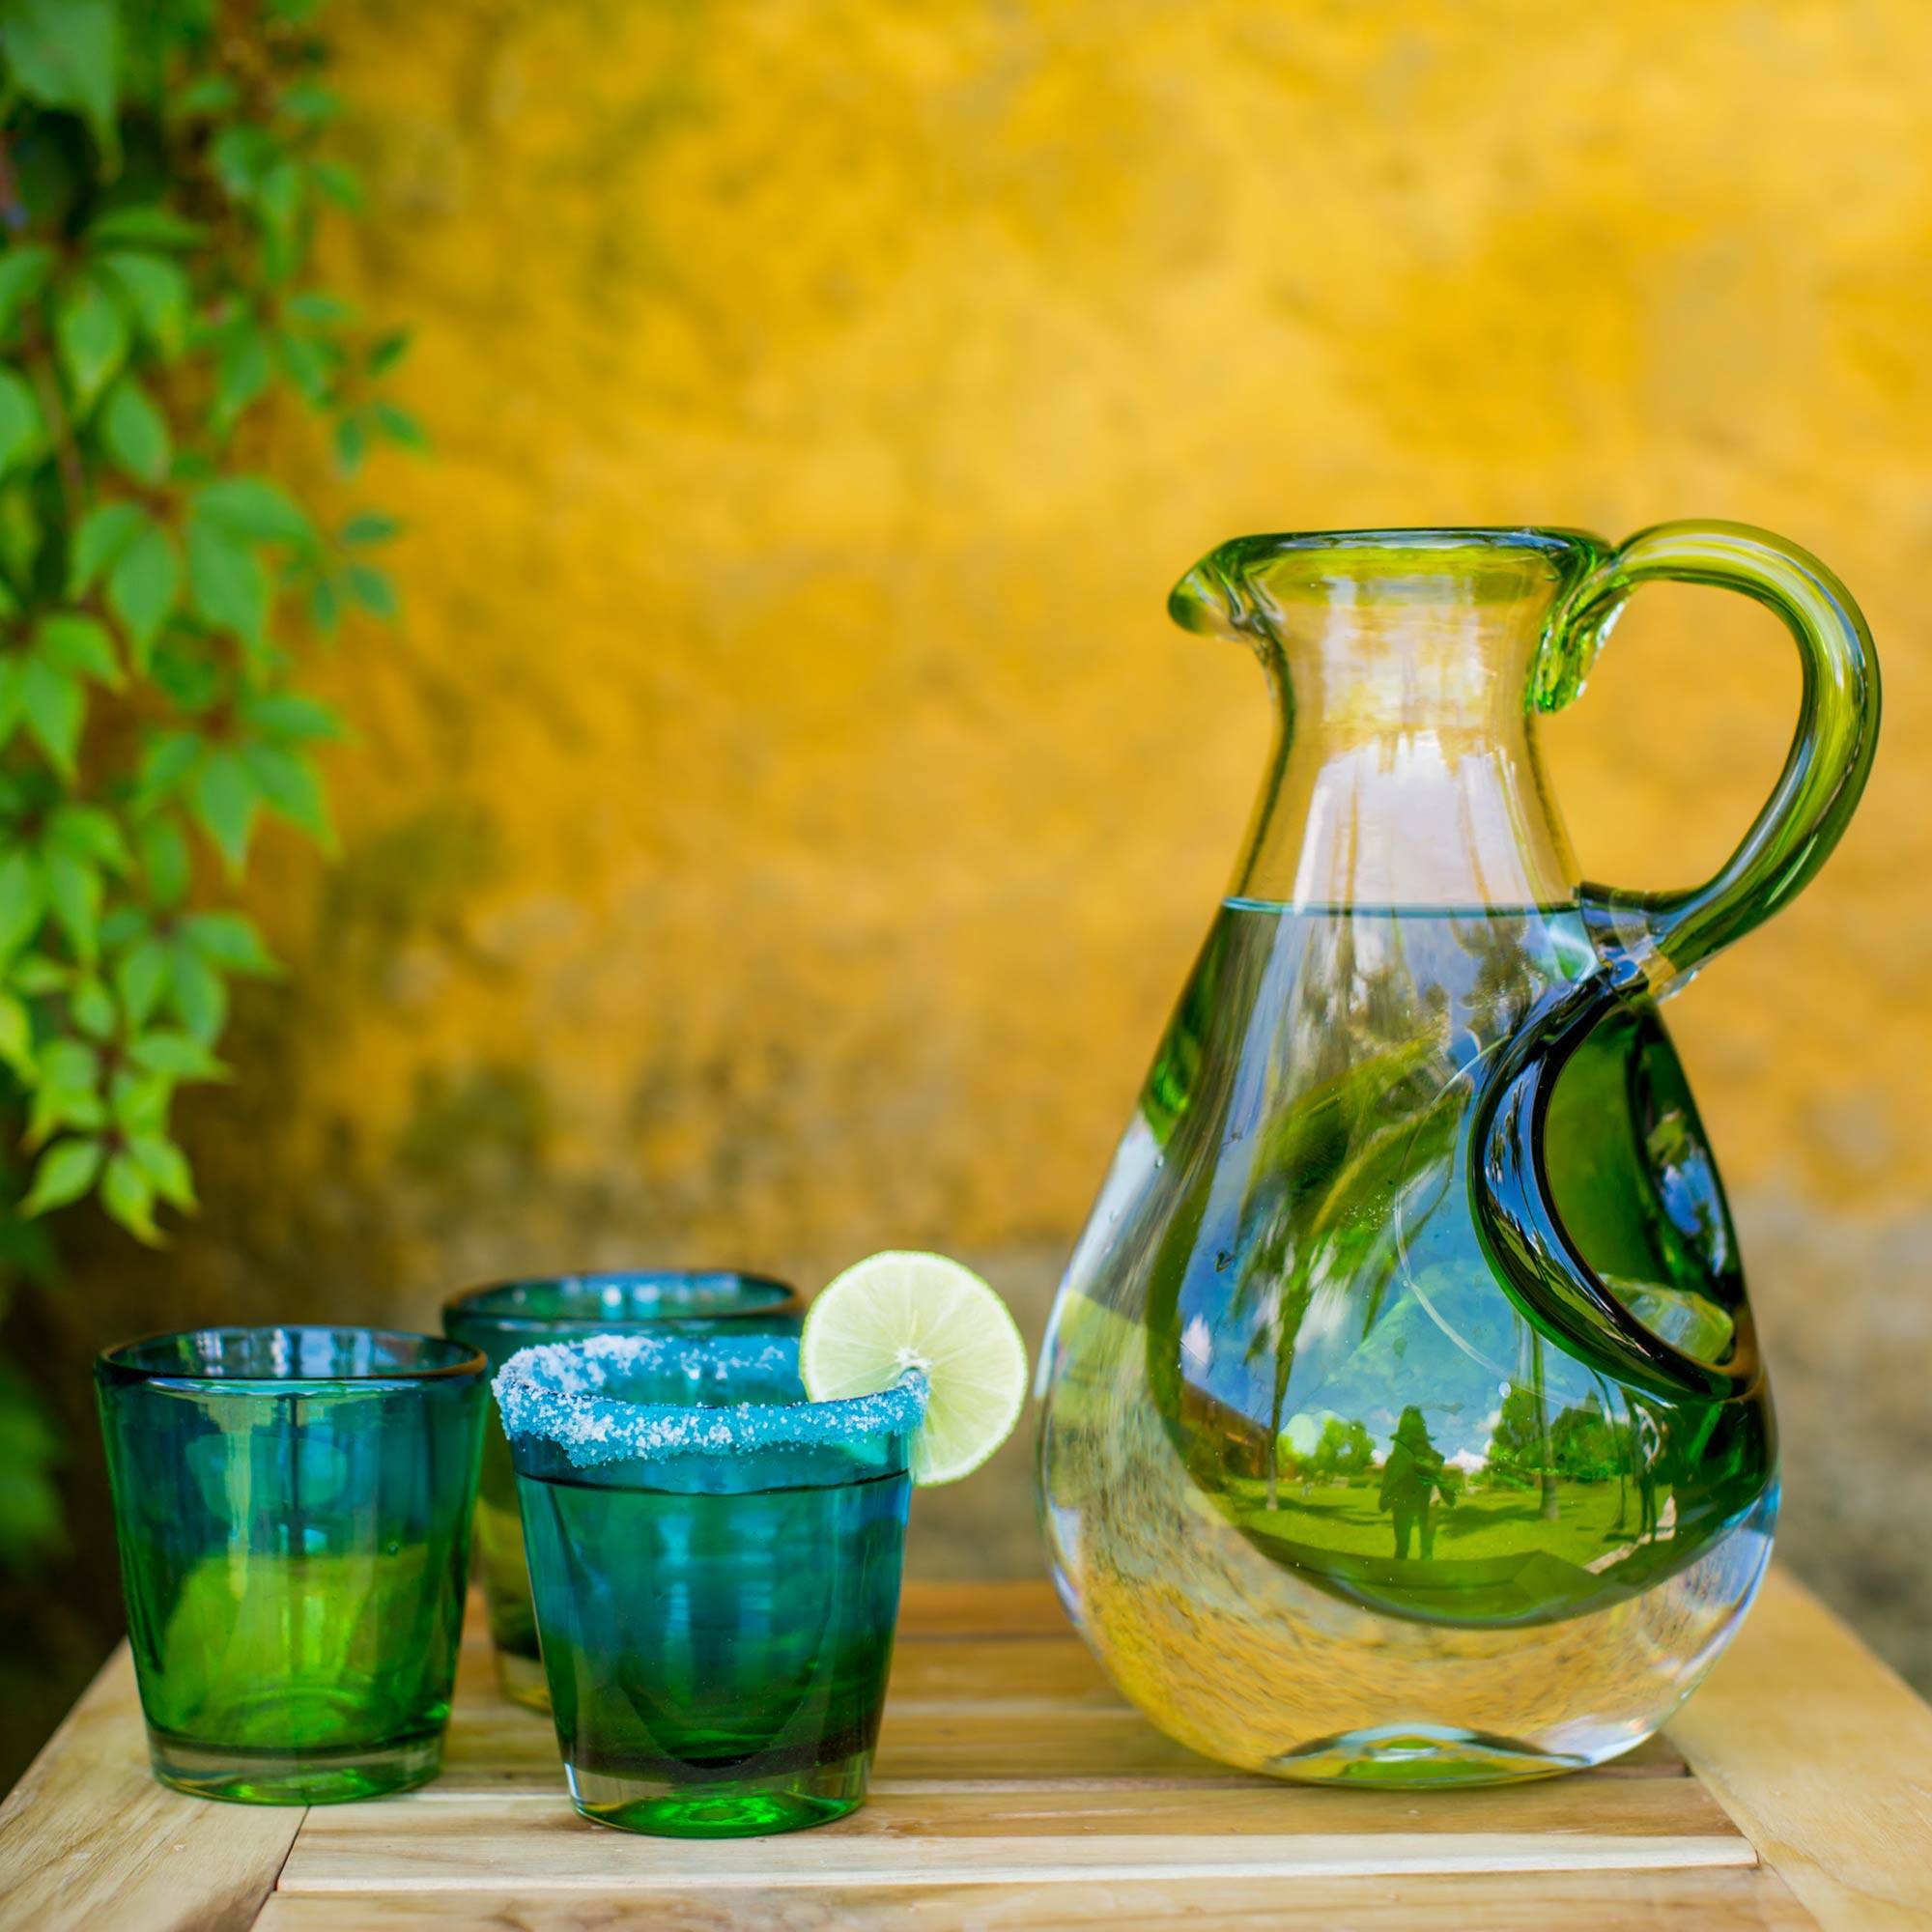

left=1310, top=1415, right=1374, bottom=1480
left=0, top=2, right=415, bottom=1551
left=0, top=0, right=411, bottom=1242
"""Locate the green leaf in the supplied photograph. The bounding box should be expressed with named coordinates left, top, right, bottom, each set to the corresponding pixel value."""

left=107, top=525, right=181, bottom=663
left=45, top=803, right=129, bottom=869
left=168, top=940, right=224, bottom=1040
left=192, top=749, right=255, bottom=871
left=210, top=124, right=274, bottom=198
left=19, top=1137, right=105, bottom=1218
left=37, top=1037, right=99, bottom=1091
left=44, top=849, right=101, bottom=957
left=18, top=658, right=83, bottom=776
left=287, top=291, right=352, bottom=327
left=308, top=576, right=339, bottom=635
left=0, top=0, right=119, bottom=159
left=88, top=208, right=204, bottom=251
left=213, top=325, right=270, bottom=424
left=100, top=1151, right=161, bottom=1242
left=113, top=936, right=169, bottom=1025
left=128, top=1133, right=195, bottom=1210
left=365, top=328, right=411, bottom=377
left=0, top=480, right=39, bottom=587
left=276, top=327, right=334, bottom=404
left=194, top=476, right=310, bottom=546
left=346, top=564, right=398, bottom=618
left=373, top=402, right=430, bottom=451
left=129, top=1028, right=227, bottom=1080
left=332, top=413, right=366, bottom=474
left=137, top=729, right=202, bottom=803
left=242, top=692, right=341, bottom=742
left=69, top=500, right=148, bottom=592
left=241, top=743, right=332, bottom=846
left=182, top=910, right=277, bottom=974
left=136, top=813, right=189, bottom=904
left=312, top=159, right=364, bottom=211
left=97, top=252, right=190, bottom=355
left=0, top=245, right=56, bottom=337
left=99, top=377, right=172, bottom=483
left=185, top=516, right=269, bottom=645
left=70, top=975, right=113, bottom=1038
left=0, top=851, right=45, bottom=957
left=172, top=73, right=237, bottom=117
left=9, top=952, right=65, bottom=995
left=25, top=1080, right=106, bottom=1144
left=278, top=80, right=339, bottom=125
left=341, top=512, right=400, bottom=547
left=34, top=612, right=122, bottom=688
left=0, top=368, right=43, bottom=473
left=52, top=275, right=130, bottom=412
left=0, top=990, right=32, bottom=1076
left=106, top=1065, right=167, bottom=1134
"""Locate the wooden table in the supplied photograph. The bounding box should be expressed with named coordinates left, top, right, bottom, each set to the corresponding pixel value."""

left=4, top=1570, right=1931, bottom=1931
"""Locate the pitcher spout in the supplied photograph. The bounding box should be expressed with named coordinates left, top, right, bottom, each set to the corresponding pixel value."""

left=1171, top=528, right=1611, bottom=911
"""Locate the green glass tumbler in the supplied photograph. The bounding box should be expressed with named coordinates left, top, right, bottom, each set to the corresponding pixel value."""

left=443, top=1270, right=803, bottom=1709
left=96, top=1326, right=487, bottom=1804
left=495, top=1332, right=923, bottom=1836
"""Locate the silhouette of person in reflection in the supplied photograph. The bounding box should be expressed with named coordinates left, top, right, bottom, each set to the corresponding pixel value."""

left=1379, top=1407, right=1453, bottom=1561
left=1634, top=1405, right=1662, bottom=1542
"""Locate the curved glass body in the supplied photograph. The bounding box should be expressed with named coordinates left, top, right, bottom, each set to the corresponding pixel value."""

left=96, top=1326, right=486, bottom=1803
left=497, top=1333, right=921, bottom=1836
left=443, top=1270, right=803, bottom=1707
left=1037, top=526, right=1879, bottom=1785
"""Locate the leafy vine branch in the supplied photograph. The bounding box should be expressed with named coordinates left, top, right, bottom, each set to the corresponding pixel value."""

left=0, top=0, right=416, bottom=1242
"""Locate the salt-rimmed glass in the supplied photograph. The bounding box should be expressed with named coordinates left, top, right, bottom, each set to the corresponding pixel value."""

left=443, top=1270, right=804, bottom=1707
left=96, top=1326, right=486, bottom=1804
left=495, top=1331, right=924, bottom=1836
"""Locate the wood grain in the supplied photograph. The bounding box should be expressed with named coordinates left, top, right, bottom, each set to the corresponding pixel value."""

left=0, top=1648, right=301, bottom=1932
left=275, top=1779, right=1751, bottom=1891
left=253, top=1865, right=1818, bottom=1930
left=16, top=1572, right=1932, bottom=1930
left=1668, top=1570, right=1932, bottom=1932
left=440, top=1593, right=1687, bottom=1792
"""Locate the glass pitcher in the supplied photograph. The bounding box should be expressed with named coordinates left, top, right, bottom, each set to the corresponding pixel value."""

left=1035, top=524, right=1879, bottom=1786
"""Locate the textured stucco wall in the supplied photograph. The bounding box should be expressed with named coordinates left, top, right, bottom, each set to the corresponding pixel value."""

left=48, top=0, right=1932, bottom=1680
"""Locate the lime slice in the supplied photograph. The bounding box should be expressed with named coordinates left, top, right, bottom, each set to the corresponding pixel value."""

left=801, top=1251, right=1028, bottom=1487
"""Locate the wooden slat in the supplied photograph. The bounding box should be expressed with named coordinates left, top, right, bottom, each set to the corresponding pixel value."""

left=0, top=1647, right=302, bottom=1932
left=440, top=1594, right=1688, bottom=1791
left=895, top=1579, right=1073, bottom=1638
left=1668, top=1569, right=1932, bottom=1932
left=254, top=1864, right=1819, bottom=1930
left=274, top=1778, right=1751, bottom=1891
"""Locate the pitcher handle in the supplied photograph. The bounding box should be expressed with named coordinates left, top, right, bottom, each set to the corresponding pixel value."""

left=1539, top=520, right=1881, bottom=988
left=1476, top=521, right=1880, bottom=1405
left=1471, top=964, right=1760, bottom=1405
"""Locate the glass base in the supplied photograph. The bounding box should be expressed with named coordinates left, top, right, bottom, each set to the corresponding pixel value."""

left=494, top=1640, right=551, bottom=1713
left=1269, top=1723, right=1587, bottom=1787
left=566, top=1747, right=871, bottom=1836
left=149, top=1726, right=443, bottom=1804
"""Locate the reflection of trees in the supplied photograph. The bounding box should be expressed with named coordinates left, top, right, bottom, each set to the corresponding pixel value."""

left=1229, top=918, right=1456, bottom=1508
left=1227, top=914, right=1542, bottom=1510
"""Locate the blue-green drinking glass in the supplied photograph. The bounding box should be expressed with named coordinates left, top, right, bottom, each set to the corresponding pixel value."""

left=494, top=1332, right=924, bottom=1836
left=96, top=1326, right=487, bottom=1804
left=443, top=1270, right=804, bottom=1708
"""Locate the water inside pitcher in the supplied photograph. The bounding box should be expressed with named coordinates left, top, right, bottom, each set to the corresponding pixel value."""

left=1036, top=526, right=1878, bottom=1784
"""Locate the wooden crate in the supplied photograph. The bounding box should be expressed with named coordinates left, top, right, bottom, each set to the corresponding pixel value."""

left=4, top=1570, right=1930, bottom=1930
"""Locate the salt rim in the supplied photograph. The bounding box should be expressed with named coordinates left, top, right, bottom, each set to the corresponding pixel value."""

left=492, top=1330, right=928, bottom=1469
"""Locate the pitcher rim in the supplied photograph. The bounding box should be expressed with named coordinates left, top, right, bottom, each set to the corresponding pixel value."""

left=1170, top=526, right=1611, bottom=634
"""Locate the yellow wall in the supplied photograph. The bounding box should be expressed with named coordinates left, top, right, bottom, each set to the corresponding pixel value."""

left=63, top=0, right=1931, bottom=1612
